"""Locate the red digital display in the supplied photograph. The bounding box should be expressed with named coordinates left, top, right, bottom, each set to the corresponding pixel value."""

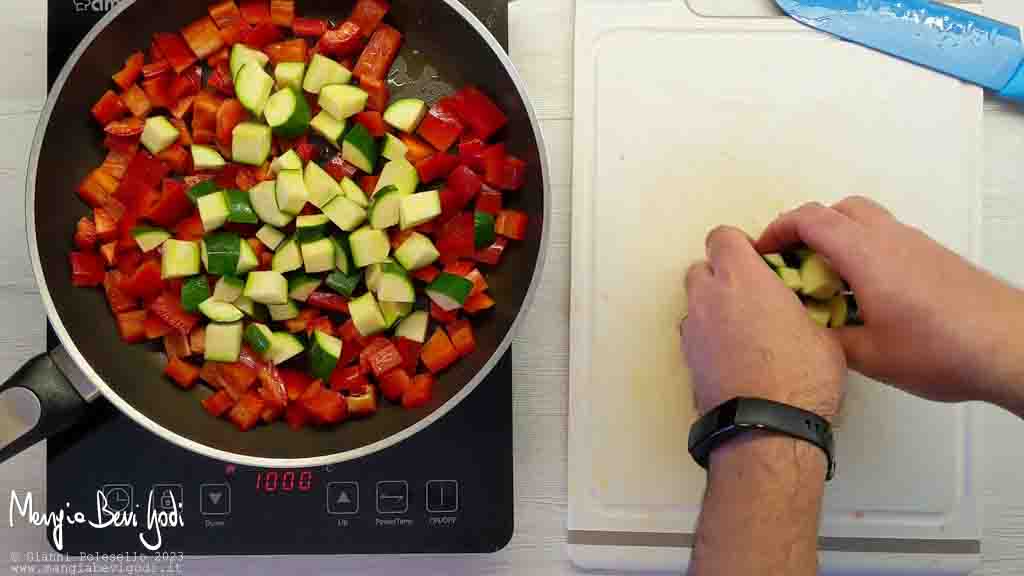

left=255, top=470, right=314, bottom=493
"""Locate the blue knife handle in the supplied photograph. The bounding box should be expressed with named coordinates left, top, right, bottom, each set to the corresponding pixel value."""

left=997, top=61, right=1024, bottom=104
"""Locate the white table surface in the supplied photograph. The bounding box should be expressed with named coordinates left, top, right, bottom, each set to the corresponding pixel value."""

left=1, top=1, right=1024, bottom=574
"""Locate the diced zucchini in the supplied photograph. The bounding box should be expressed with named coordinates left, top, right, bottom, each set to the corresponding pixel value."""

left=367, top=185, right=404, bottom=230
left=288, top=273, right=323, bottom=302
left=199, top=299, right=244, bottom=323
left=233, top=295, right=267, bottom=321
left=394, top=232, right=440, bottom=271
left=274, top=61, right=306, bottom=91
left=303, top=53, right=352, bottom=95
left=230, top=44, right=270, bottom=81
left=236, top=62, right=275, bottom=116
left=192, top=145, right=226, bottom=171
left=245, top=323, right=274, bottom=356
left=203, top=232, right=241, bottom=276
left=800, top=253, right=843, bottom=300
left=296, top=214, right=330, bottom=244
left=187, top=180, right=220, bottom=204
left=272, top=235, right=304, bottom=274
left=381, top=133, right=408, bottom=161
left=268, top=332, right=305, bottom=365
left=380, top=301, right=413, bottom=329
left=205, top=321, right=244, bottom=363
left=763, top=254, right=787, bottom=269
left=322, top=195, right=367, bottom=232
left=225, top=189, right=259, bottom=224
left=198, top=191, right=230, bottom=232
left=181, top=275, right=211, bottom=313
left=268, top=301, right=301, bottom=322
left=309, top=330, right=343, bottom=380
left=348, top=292, right=387, bottom=337
left=161, top=240, right=201, bottom=279
left=232, top=122, right=273, bottom=166
left=270, top=149, right=303, bottom=175
left=249, top=180, right=294, bottom=228
left=365, top=259, right=392, bottom=294
left=131, top=226, right=171, bottom=253
left=319, top=84, right=368, bottom=120
left=310, top=111, right=347, bottom=147
left=326, top=269, right=361, bottom=297
left=301, top=237, right=335, bottom=274
left=807, top=301, right=832, bottom=327
left=331, top=235, right=353, bottom=274
left=342, top=123, right=378, bottom=173
left=341, top=177, right=370, bottom=208
left=474, top=211, right=497, bottom=248
left=395, top=310, right=429, bottom=343
left=349, top=227, right=390, bottom=268
left=383, top=98, right=428, bottom=133
left=237, top=236, right=257, bottom=276
left=374, top=158, right=419, bottom=197
left=264, top=87, right=312, bottom=138
left=257, top=225, right=286, bottom=251
left=376, top=262, right=415, bottom=303
left=399, top=190, right=442, bottom=231
left=828, top=294, right=850, bottom=328
left=777, top=267, right=803, bottom=291
left=140, top=116, right=180, bottom=155
left=304, top=161, right=343, bottom=208
left=427, top=273, right=474, bottom=311
left=243, top=270, right=289, bottom=305
left=213, top=275, right=245, bottom=303
left=276, top=169, right=309, bottom=215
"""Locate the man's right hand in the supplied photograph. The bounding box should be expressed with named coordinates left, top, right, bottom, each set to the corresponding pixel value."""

left=756, top=197, right=1024, bottom=415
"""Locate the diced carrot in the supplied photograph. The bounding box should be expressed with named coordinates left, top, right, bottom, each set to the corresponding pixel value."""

left=115, top=310, right=148, bottom=344
left=463, top=292, right=495, bottom=314
left=399, top=133, right=434, bottom=163
left=447, top=319, right=476, bottom=358
left=182, top=16, right=225, bottom=60
left=420, top=328, right=459, bottom=374
left=112, top=51, right=145, bottom=91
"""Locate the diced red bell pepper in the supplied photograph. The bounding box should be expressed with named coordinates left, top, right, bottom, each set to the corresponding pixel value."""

left=466, top=269, right=489, bottom=297
left=347, top=386, right=378, bottom=416
left=458, top=138, right=487, bottom=172
left=359, top=175, right=379, bottom=196
left=143, top=310, right=173, bottom=340
left=269, top=0, right=295, bottom=26
left=415, top=153, right=459, bottom=184
left=323, top=154, right=359, bottom=181
left=356, top=337, right=388, bottom=374
left=329, top=364, right=368, bottom=393
left=447, top=319, right=477, bottom=358
left=378, top=368, right=411, bottom=402
left=209, top=1, right=243, bottom=28
left=353, top=25, right=402, bottom=82
left=103, top=271, right=137, bottom=313
left=142, top=75, right=175, bottom=111
left=338, top=325, right=365, bottom=368
left=353, top=111, right=388, bottom=138
left=216, top=99, right=248, bottom=149
left=149, top=292, right=200, bottom=334
left=171, top=93, right=196, bottom=120
left=122, top=150, right=169, bottom=190
left=101, top=147, right=136, bottom=180
left=280, top=368, right=313, bottom=401
left=494, top=155, right=527, bottom=191
left=283, top=308, right=320, bottom=334
left=214, top=164, right=244, bottom=189
left=302, top=387, right=349, bottom=425
left=112, top=51, right=145, bottom=91
left=430, top=301, right=458, bottom=325
left=496, top=210, right=529, bottom=241
left=104, top=133, right=142, bottom=154
left=450, top=86, right=508, bottom=140
left=104, top=117, right=146, bottom=137
left=292, top=17, right=327, bottom=37
left=417, top=98, right=464, bottom=152
left=119, top=259, right=163, bottom=300
left=70, top=251, right=106, bottom=287
left=403, top=373, right=434, bottom=409
left=240, top=1, right=272, bottom=25
left=169, top=117, right=192, bottom=146
left=394, top=337, right=422, bottom=374
left=306, top=316, right=335, bottom=338
left=190, top=326, right=207, bottom=355
left=174, top=212, right=205, bottom=241
left=164, top=330, right=192, bottom=359
left=306, top=292, right=349, bottom=315
left=436, top=212, right=476, bottom=260
left=443, top=261, right=474, bottom=276
left=228, top=393, right=266, bottom=431
left=349, top=0, right=390, bottom=38
left=447, top=165, right=483, bottom=204
left=116, top=249, right=144, bottom=277
left=142, top=59, right=171, bottom=81
left=157, top=145, right=192, bottom=175
left=480, top=143, right=506, bottom=188
left=75, top=218, right=98, bottom=250
left=284, top=403, right=309, bottom=430
left=78, top=169, right=118, bottom=208
left=114, top=310, right=148, bottom=344
left=171, top=65, right=203, bottom=100
left=208, top=62, right=236, bottom=97
left=242, top=22, right=284, bottom=48
left=474, top=237, right=508, bottom=266
left=263, top=38, right=307, bottom=65
left=153, top=32, right=198, bottom=74
left=475, top=187, right=503, bottom=215
left=256, top=363, right=288, bottom=409
left=163, top=356, right=201, bottom=390
left=317, top=21, right=364, bottom=57
left=92, top=90, right=128, bottom=126
left=359, top=76, right=389, bottom=113
left=193, top=90, right=224, bottom=143
left=412, top=265, right=440, bottom=284
left=399, top=133, right=435, bottom=163
left=421, top=328, right=459, bottom=374
left=182, top=17, right=225, bottom=60
left=144, top=179, right=192, bottom=227
left=216, top=362, right=259, bottom=400
left=99, top=242, right=118, bottom=267
left=93, top=207, right=118, bottom=242
left=362, top=340, right=403, bottom=379
left=202, top=390, right=236, bottom=417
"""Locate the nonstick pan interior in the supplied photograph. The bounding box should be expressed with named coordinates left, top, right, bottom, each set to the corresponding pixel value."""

left=31, top=0, right=546, bottom=463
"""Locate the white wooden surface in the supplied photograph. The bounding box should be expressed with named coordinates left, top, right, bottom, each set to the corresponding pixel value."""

left=0, top=0, right=1023, bottom=574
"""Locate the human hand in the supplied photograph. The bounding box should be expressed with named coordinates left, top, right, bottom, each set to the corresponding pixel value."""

left=682, top=227, right=847, bottom=421
left=756, top=196, right=1024, bottom=410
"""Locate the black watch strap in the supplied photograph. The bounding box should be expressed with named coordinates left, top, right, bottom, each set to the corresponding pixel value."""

left=687, top=397, right=836, bottom=481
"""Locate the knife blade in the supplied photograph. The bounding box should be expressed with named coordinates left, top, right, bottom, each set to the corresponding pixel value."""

left=775, top=0, right=1024, bottom=101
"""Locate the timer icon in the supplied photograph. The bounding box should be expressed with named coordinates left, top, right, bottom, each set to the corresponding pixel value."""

left=101, top=485, right=133, bottom=513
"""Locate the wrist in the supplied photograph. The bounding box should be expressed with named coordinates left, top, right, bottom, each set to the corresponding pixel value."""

left=975, top=287, right=1024, bottom=416
left=710, top=431, right=828, bottom=486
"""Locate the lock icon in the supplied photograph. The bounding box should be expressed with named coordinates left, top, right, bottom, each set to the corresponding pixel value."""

left=152, top=485, right=183, bottom=511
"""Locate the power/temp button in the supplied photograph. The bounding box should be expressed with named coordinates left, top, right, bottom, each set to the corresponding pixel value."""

left=376, top=481, right=409, bottom=514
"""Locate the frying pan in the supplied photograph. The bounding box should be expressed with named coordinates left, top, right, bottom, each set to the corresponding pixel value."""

left=0, top=0, right=549, bottom=467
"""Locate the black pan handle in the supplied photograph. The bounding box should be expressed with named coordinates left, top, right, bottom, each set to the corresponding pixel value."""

left=0, top=348, right=90, bottom=463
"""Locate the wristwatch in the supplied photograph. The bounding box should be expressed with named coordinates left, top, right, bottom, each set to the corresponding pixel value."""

left=687, top=397, right=836, bottom=481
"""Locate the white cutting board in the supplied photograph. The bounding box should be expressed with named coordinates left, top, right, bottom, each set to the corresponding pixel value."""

left=569, top=1, right=984, bottom=574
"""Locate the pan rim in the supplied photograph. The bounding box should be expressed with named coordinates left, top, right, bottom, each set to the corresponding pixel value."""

left=27, top=0, right=551, bottom=468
